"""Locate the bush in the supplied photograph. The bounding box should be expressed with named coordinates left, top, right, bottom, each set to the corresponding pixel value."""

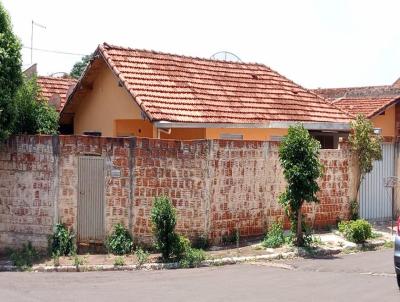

left=338, top=219, right=372, bottom=243
left=106, top=223, right=133, bottom=255
left=179, top=248, right=206, bottom=268
left=49, top=223, right=75, bottom=256
left=151, top=196, right=178, bottom=260
left=263, top=222, right=285, bottom=248
left=10, top=242, right=39, bottom=270
left=172, top=234, right=191, bottom=260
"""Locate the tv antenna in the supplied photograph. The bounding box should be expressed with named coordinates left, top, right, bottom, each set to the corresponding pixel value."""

left=31, top=20, right=46, bottom=64
left=210, top=51, right=242, bottom=62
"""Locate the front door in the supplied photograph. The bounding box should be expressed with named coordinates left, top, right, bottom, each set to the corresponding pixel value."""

left=77, top=156, right=105, bottom=243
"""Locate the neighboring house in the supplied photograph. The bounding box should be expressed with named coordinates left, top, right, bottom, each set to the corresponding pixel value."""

left=37, top=76, right=77, bottom=112
left=314, top=84, right=400, bottom=142
left=60, top=43, right=351, bottom=148
left=23, top=64, right=78, bottom=113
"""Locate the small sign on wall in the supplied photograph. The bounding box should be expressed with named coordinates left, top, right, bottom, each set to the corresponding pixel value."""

left=111, top=168, right=121, bottom=178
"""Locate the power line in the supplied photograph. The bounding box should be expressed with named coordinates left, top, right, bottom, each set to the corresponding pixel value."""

left=22, top=46, right=87, bottom=57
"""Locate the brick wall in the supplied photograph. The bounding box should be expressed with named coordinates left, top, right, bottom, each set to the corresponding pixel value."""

left=0, top=135, right=355, bottom=251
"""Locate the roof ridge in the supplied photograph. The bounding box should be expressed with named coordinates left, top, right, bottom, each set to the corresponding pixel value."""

left=102, top=42, right=267, bottom=67
left=37, top=75, right=77, bottom=82
left=314, top=85, right=394, bottom=90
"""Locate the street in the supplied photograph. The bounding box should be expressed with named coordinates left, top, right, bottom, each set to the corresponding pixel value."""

left=0, top=249, right=398, bottom=302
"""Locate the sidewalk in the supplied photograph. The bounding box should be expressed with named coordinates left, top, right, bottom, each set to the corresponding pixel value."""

left=0, top=223, right=395, bottom=272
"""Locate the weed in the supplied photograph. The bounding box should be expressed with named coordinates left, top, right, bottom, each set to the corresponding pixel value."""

left=384, top=241, right=394, bottom=248
left=135, top=248, right=150, bottom=267
left=114, top=256, right=125, bottom=266
left=263, top=222, right=285, bottom=248
left=10, top=242, right=39, bottom=270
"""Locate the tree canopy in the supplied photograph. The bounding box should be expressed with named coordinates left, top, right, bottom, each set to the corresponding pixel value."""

left=13, top=76, right=59, bottom=135
left=278, top=124, right=323, bottom=246
left=0, top=2, right=22, bottom=139
left=349, top=114, right=382, bottom=205
left=69, top=54, right=91, bottom=79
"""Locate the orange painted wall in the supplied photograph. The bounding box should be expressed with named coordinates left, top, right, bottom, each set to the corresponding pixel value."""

left=160, top=128, right=206, bottom=140
left=371, top=106, right=395, bottom=138
left=205, top=128, right=288, bottom=140
left=115, top=119, right=154, bottom=138
left=73, top=63, right=155, bottom=137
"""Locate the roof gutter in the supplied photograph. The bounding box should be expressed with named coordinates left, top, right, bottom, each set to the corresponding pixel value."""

left=154, top=121, right=350, bottom=131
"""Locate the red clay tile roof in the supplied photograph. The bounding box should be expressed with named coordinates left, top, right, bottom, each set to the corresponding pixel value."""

left=65, top=43, right=351, bottom=125
left=37, top=76, right=77, bottom=112
left=313, top=86, right=400, bottom=118
left=331, top=97, right=397, bottom=118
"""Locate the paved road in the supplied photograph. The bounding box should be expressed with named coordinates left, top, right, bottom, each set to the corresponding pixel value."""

left=0, top=249, right=398, bottom=302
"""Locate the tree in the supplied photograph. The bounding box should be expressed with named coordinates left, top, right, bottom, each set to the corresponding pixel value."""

left=13, top=76, right=59, bottom=135
left=0, top=2, right=22, bottom=140
left=278, top=124, right=323, bottom=246
left=151, top=196, right=178, bottom=260
left=70, top=54, right=91, bottom=79
left=348, top=114, right=382, bottom=209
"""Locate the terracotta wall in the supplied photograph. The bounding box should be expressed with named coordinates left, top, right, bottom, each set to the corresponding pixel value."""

left=0, top=135, right=354, bottom=251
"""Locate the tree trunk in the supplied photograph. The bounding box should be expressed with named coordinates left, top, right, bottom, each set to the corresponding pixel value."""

left=296, top=208, right=304, bottom=246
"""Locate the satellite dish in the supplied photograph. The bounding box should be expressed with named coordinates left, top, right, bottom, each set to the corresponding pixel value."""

left=49, top=72, right=69, bottom=78
left=210, top=51, right=242, bottom=62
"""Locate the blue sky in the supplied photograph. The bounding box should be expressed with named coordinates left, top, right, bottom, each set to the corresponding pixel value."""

left=3, top=0, right=400, bottom=88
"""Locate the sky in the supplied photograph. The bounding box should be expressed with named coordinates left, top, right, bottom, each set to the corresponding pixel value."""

left=2, top=0, right=400, bottom=89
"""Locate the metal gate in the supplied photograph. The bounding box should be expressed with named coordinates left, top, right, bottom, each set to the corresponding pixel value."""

left=359, top=143, right=395, bottom=221
left=77, top=156, right=105, bottom=243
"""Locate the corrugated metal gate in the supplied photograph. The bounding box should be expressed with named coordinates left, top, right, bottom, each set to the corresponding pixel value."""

left=77, top=156, right=105, bottom=243
left=359, top=143, right=395, bottom=221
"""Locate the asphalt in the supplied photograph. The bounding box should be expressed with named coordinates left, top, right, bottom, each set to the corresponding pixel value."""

left=0, top=249, right=398, bottom=302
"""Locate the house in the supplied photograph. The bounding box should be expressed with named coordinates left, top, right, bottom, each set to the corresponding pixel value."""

left=23, top=64, right=78, bottom=113
left=37, top=76, right=77, bottom=112
left=314, top=84, right=400, bottom=142
left=60, top=43, right=351, bottom=148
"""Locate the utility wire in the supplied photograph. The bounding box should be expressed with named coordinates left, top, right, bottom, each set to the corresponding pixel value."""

left=22, top=46, right=87, bottom=57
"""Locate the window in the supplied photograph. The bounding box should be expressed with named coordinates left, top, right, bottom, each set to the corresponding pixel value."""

left=313, top=135, right=334, bottom=149
left=219, top=133, right=243, bottom=140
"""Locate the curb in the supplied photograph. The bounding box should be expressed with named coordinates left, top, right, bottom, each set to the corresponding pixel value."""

left=0, top=239, right=389, bottom=273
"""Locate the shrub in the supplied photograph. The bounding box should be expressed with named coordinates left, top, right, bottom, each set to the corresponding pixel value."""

left=114, top=256, right=125, bottom=266
left=49, top=223, right=76, bottom=256
left=135, top=248, right=150, bottom=267
left=172, top=234, right=191, bottom=260
left=105, top=223, right=133, bottom=255
left=151, top=196, right=178, bottom=260
left=10, top=242, right=39, bottom=270
left=179, top=248, right=206, bottom=268
left=338, top=219, right=372, bottom=243
left=263, top=222, right=285, bottom=248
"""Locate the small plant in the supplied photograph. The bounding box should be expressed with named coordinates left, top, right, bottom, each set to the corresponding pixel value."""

left=192, top=234, right=210, bottom=250
left=114, top=256, right=125, bottom=266
left=338, top=219, right=372, bottom=243
left=73, top=255, right=86, bottom=268
left=263, top=222, right=285, bottom=248
left=221, top=232, right=237, bottom=245
left=135, top=248, right=150, bottom=267
left=384, top=241, right=394, bottom=248
left=151, top=196, right=178, bottom=260
left=10, top=242, right=39, bottom=270
left=172, top=234, right=191, bottom=260
left=105, top=223, right=133, bottom=255
left=179, top=248, right=206, bottom=268
left=49, top=223, right=76, bottom=257
left=349, top=199, right=359, bottom=220
left=52, top=252, right=60, bottom=267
